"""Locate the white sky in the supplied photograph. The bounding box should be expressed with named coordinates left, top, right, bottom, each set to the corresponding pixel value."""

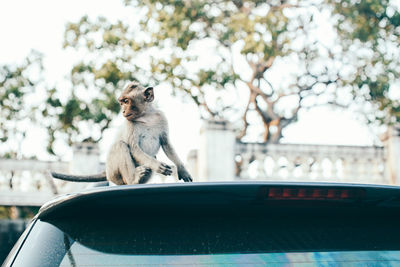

left=0, top=0, right=381, bottom=163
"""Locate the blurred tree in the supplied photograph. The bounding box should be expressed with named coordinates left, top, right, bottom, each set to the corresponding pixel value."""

left=0, top=50, right=124, bottom=157
left=42, top=58, right=127, bottom=155
left=64, top=0, right=346, bottom=143
left=329, top=0, right=400, bottom=125
left=60, top=0, right=399, bottom=145
left=1, top=0, right=399, bottom=159
left=0, top=51, right=44, bottom=158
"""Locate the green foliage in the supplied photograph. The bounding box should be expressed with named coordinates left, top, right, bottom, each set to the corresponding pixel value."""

left=329, top=0, right=400, bottom=125
left=42, top=1, right=295, bottom=143
left=330, top=0, right=399, bottom=45
left=120, top=0, right=345, bottom=141
left=1, top=0, right=399, bottom=158
left=0, top=50, right=127, bottom=157
left=0, top=51, right=44, bottom=156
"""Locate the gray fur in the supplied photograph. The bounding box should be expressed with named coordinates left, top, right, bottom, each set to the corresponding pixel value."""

left=51, top=82, right=193, bottom=184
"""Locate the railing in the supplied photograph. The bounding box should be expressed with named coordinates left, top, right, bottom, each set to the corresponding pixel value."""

left=235, top=142, right=387, bottom=184
left=0, top=158, right=177, bottom=206
left=0, top=139, right=392, bottom=206
left=0, top=159, right=91, bottom=206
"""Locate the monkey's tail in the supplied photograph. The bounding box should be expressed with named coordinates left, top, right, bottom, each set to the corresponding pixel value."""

left=50, top=171, right=107, bottom=182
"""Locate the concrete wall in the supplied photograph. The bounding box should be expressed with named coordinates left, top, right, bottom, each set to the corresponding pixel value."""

left=384, top=127, right=400, bottom=184
left=191, top=120, right=400, bottom=185
left=197, top=120, right=236, bottom=182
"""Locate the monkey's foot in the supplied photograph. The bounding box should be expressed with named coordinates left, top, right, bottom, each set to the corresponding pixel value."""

left=135, top=166, right=152, bottom=184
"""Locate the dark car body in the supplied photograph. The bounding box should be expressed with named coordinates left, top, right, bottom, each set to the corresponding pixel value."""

left=3, top=182, right=400, bottom=266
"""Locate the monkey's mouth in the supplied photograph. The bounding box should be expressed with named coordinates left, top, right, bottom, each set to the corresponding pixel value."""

left=124, top=113, right=135, bottom=119
left=123, top=113, right=133, bottom=118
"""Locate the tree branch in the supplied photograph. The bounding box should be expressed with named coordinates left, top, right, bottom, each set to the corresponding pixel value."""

left=238, top=93, right=254, bottom=139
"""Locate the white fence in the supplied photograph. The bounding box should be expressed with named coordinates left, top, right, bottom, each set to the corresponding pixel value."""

left=1, top=121, right=399, bottom=206
left=235, top=143, right=386, bottom=184
left=0, top=159, right=88, bottom=206
left=0, top=143, right=102, bottom=206
left=190, top=120, right=399, bottom=185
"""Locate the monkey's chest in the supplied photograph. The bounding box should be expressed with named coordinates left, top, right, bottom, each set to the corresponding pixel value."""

left=137, top=129, right=161, bottom=157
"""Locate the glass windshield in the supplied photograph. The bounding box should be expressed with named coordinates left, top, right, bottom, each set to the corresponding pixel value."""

left=58, top=249, right=400, bottom=266
left=11, top=216, right=400, bottom=267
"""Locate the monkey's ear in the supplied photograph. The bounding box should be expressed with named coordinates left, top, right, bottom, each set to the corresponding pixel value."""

left=144, top=87, right=154, bottom=102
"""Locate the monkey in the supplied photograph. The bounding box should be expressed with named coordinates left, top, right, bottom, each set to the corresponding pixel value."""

left=51, top=81, right=193, bottom=184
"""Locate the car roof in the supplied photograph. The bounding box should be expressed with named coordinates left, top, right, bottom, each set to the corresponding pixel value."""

left=37, top=181, right=400, bottom=220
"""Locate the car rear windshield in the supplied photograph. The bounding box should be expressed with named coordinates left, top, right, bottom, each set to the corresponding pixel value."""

left=11, top=214, right=400, bottom=267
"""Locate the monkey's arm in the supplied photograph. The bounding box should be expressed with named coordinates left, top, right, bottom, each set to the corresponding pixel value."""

left=128, top=142, right=173, bottom=176
left=160, top=132, right=193, bottom=182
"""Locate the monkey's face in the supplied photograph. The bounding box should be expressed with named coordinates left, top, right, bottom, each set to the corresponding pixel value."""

left=118, top=82, right=154, bottom=121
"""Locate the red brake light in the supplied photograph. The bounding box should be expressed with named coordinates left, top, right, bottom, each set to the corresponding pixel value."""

left=267, top=187, right=365, bottom=200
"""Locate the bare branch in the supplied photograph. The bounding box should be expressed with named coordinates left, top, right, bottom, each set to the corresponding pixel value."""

left=246, top=81, right=271, bottom=104
left=237, top=94, right=254, bottom=139
left=262, top=78, right=275, bottom=95
left=253, top=96, right=280, bottom=125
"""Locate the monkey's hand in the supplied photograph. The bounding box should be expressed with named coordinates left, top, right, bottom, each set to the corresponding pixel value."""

left=177, top=166, right=193, bottom=182
left=155, top=162, right=173, bottom=176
